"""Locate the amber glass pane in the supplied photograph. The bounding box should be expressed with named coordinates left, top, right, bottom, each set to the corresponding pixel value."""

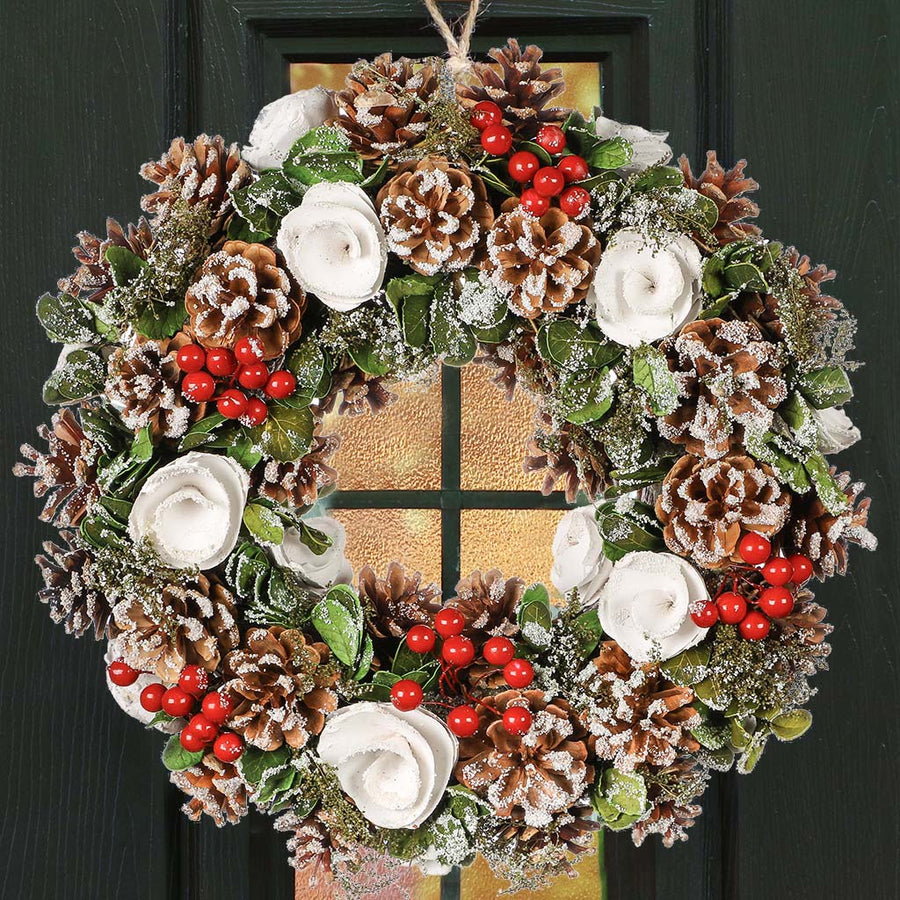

left=290, top=62, right=351, bottom=93
left=294, top=865, right=441, bottom=900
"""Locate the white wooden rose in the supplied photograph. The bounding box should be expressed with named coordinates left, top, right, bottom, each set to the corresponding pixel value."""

left=550, top=504, right=612, bottom=605
left=594, top=114, right=673, bottom=173
left=270, top=516, right=353, bottom=588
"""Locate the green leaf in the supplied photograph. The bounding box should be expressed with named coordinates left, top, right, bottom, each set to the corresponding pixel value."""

left=596, top=498, right=665, bottom=561
left=593, top=767, right=648, bottom=823
left=699, top=290, right=739, bottom=320
left=401, top=293, right=430, bottom=349
left=804, top=452, right=851, bottom=515
left=36, top=292, right=100, bottom=344
left=538, top=319, right=624, bottom=370
left=588, top=136, right=633, bottom=170
left=630, top=166, right=684, bottom=191
left=354, top=634, right=374, bottom=681
left=660, top=644, right=711, bottom=686
left=231, top=170, right=306, bottom=237
left=384, top=273, right=441, bottom=309
left=286, top=340, right=327, bottom=405
left=179, top=413, right=227, bottom=451
left=243, top=502, right=285, bottom=544
left=227, top=433, right=264, bottom=469
left=797, top=366, right=853, bottom=409
left=42, top=348, right=106, bottom=404
left=573, top=608, right=603, bottom=659
left=348, top=342, right=392, bottom=377
left=769, top=708, right=812, bottom=741
left=135, top=297, right=186, bottom=339
left=250, top=404, right=314, bottom=462
left=392, top=637, right=430, bottom=676
left=680, top=191, right=720, bottom=231
left=130, top=426, right=154, bottom=462
left=284, top=125, right=364, bottom=185
left=473, top=164, right=516, bottom=198
left=105, top=245, right=147, bottom=287
left=239, top=745, right=291, bottom=786
left=360, top=156, right=391, bottom=189
left=145, top=710, right=176, bottom=729
left=517, top=140, right=553, bottom=166
left=723, top=260, right=767, bottom=292
left=311, top=587, right=363, bottom=667
left=161, top=733, right=204, bottom=771
left=299, top=522, right=333, bottom=555
left=431, top=282, right=476, bottom=366
left=560, top=370, right=615, bottom=425
left=518, top=584, right=552, bottom=648
left=632, top=344, right=678, bottom=415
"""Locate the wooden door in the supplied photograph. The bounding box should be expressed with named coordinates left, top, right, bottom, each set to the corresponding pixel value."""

left=1, top=2, right=897, bottom=899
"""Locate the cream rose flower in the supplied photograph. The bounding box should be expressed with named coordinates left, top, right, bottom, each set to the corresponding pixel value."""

left=270, top=516, right=353, bottom=588
left=317, top=702, right=458, bottom=829
left=588, top=228, right=702, bottom=347
left=596, top=550, right=710, bottom=663
left=550, top=505, right=612, bottom=605
left=103, top=639, right=180, bottom=733
left=276, top=181, right=387, bottom=311
left=128, top=451, right=249, bottom=570
left=813, top=406, right=860, bottom=454
left=243, top=88, right=338, bottom=171
left=594, top=113, right=673, bottom=173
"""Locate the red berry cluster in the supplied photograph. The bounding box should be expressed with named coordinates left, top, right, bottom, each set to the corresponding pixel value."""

left=176, top=336, right=297, bottom=427
left=690, top=533, right=814, bottom=641
left=469, top=101, right=591, bottom=218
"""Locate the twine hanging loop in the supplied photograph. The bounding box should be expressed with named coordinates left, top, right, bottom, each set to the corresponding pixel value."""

left=422, top=0, right=481, bottom=76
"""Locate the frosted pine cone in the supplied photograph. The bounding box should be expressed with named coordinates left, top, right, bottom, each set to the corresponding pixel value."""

left=252, top=432, right=341, bottom=509
left=447, top=569, right=524, bottom=644
left=358, top=561, right=442, bottom=641
left=171, top=752, right=249, bottom=826
left=316, top=355, right=397, bottom=417
left=632, top=756, right=708, bottom=848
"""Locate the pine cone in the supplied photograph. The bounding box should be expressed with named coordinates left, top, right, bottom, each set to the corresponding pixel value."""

left=632, top=756, right=708, bottom=848
left=475, top=341, right=518, bottom=402
left=275, top=808, right=337, bottom=879
left=679, top=151, right=760, bottom=247
left=171, top=752, right=249, bottom=826
left=358, top=561, right=442, bottom=641
left=581, top=641, right=700, bottom=772
left=223, top=626, right=339, bottom=751
left=787, top=469, right=875, bottom=578
left=458, top=39, right=566, bottom=140
left=106, top=334, right=195, bottom=440
left=656, top=453, right=791, bottom=569
left=497, top=805, right=599, bottom=863
left=316, top=355, right=397, bottom=417
left=774, top=591, right=833, bottom=647
left=448, top=569, right=524, bottom=645
left=110, top=574, right=240, bottom=682
left=34, top=532, right=110, bottom=639
left=185, top=241, right=306, bottom=360
left=333, top=54, right=438, bottom=160
left=484, top=207, right=600, bottom=318
left=456, top=689, right=593, bottom=826
left=140, top=134, right=251, bottom=232
left=377, top=159, right=494, bottom=275
left=15, top=409, right=100, bottom=526
left=658, top=318, right=787, bottom=459
left=58, top=217, right=154, bottom=303
left=252, top=431, right=341, bottom=509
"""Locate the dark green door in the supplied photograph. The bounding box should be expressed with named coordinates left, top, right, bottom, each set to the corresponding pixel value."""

left=1, top=1, right=897, bottom=898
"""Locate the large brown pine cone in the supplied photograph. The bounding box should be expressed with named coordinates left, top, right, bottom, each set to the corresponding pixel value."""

left=458, top=39, right=566, bottom=140
left=581, top=641, right=700, bottom=771
left=252, top=432, right=341, bottom=509
left=333, top=54, right=438, bottom=160
left=632, top=755, right=708, bottom=848
left=358, top=561, right=442, bottom=641
left=455, top=689, right=593, bottom=826
left=223, top=627, right=339, bottom=751
left=658, top=318, right=787, bottom=459
left=110, top=574, right=240, bottom=682
left=484, top=207, right=600, bottom=318
left=171, top=752, right=249, bottom=827
left=377, top=159, right=494, bottom=275
left=655, top=453, right=791, bottom=569
left=58, top=217, right=154, bottom=303
left=185, top=241, right=306, bottom=360
left=497, top=805, right=599, bottom=864
left=14, top=409, right=100, bottom=527
left=447, top=569, right=524, bottom=645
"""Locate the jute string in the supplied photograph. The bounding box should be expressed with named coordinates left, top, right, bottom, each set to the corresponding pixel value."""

left=422, top=0, right=481, bottom=76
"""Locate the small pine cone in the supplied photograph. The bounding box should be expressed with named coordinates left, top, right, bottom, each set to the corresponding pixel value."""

left=581, top=641, right=700, bottom=772
left=223, top=627, right=339, bottom=751
left=498, top=805, right=599, bottom=864
left=458, top=39, right=566, bottom=140
left=14, top=408, right=100, bottom=527
left=656, top=453, right=791, bottom=569
left=252, top=432, right=341, bottom=509
left=317, top=355, right=397, bottom=417
left=333, top=54, right=438, bottom=159
left=774, top=591, right=833, bottom=647
left=632, top=756, right=708, bottom=848
left=377, top=159, right=494, bottom=275
left=171, top=752, right=249, bottom=827
left=58, top=217, right=154, bottom=303
left=484, top=207, right=600, bottom=318
left=110, top=574, right=240, bottom=682
left=274, top=809, right=337, bottom=880
left=185, top=241, right=306, bottom=360
left=679, top=151, right=760, bottom=247
left=358, top=561, right=442, bottom=641
left=475, top=341, right=518, bottom=402
left=447, top=569, right=524, bottom=645
left=658, top=318, right=787, bottom=459
left=140, top=134, right=251, bottom=231
left=34, top=532, right=110, bottom=639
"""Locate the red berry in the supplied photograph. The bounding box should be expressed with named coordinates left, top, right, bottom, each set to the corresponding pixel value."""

left=483, top=636, right=516, bottom=666
left=217, top=389, right=248, bottom=419
left=758, top=586, right=795, bottom=619
left=442, top=635, right=475, bottom=668
left=181, top=371, right=216, bottom=403
left=407, top=624, right=437, bottom=654
left=762, top=557, right=793, bottom=586
left=265, top=370, right=297, bottom=399
left=178, top=665, right=209, bottom=699
left=532, top=166, right=565, bottom=197
left=535, top=125, right=567, bottom=155
left=503, top=658, right=534, bottom=689
left=186, top=713, right=219, bottom=744
left=434, top=608, right=465, bottom=638
left=508, top=150, right=540, bottom=183
left=447, top=705, right=480, bottom=738
left=519, top=187, right=550, bottom=216
left=238, top=362, right=269, bottom=390
left=205, top=347, right=238, bottom=377
left=234, top=336, right=265, bottom=365
left=480, top=124, right=513, bottom=156
left=738, top=532, right=772, bottom=565
left=559, top=185, right=591, bottom=217
left=241, top=397, right=268, bottom=427
left=390, top=679, right=424, bottom=712
left=690, top=600, right=719, bottom=628
left=180, top=728, right=206, bottom=753
left=139, top=683, right=165, bottom=713
left=716, top=591, right=748, bottom=625
left=162, top=686, right=195, bottom=718
left=469, top=100, right=502, bottom=131
left=557, top=154, right=589, bottom=183
left=213, top=731, right=244, bottom=763
left=107, top=659, right=139, bottom=687
left=787, top=554, right=813, bottom=585
left=739, top=610, right=771, bottom=641
left=176, top=344, right=206, bottom=373
left=502, top=706, right=533, bottom=736
left=201, top=691, right=234, bottom=726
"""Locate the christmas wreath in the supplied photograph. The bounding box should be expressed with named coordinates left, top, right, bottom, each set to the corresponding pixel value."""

left=16, top=15, right=876, bottom=896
